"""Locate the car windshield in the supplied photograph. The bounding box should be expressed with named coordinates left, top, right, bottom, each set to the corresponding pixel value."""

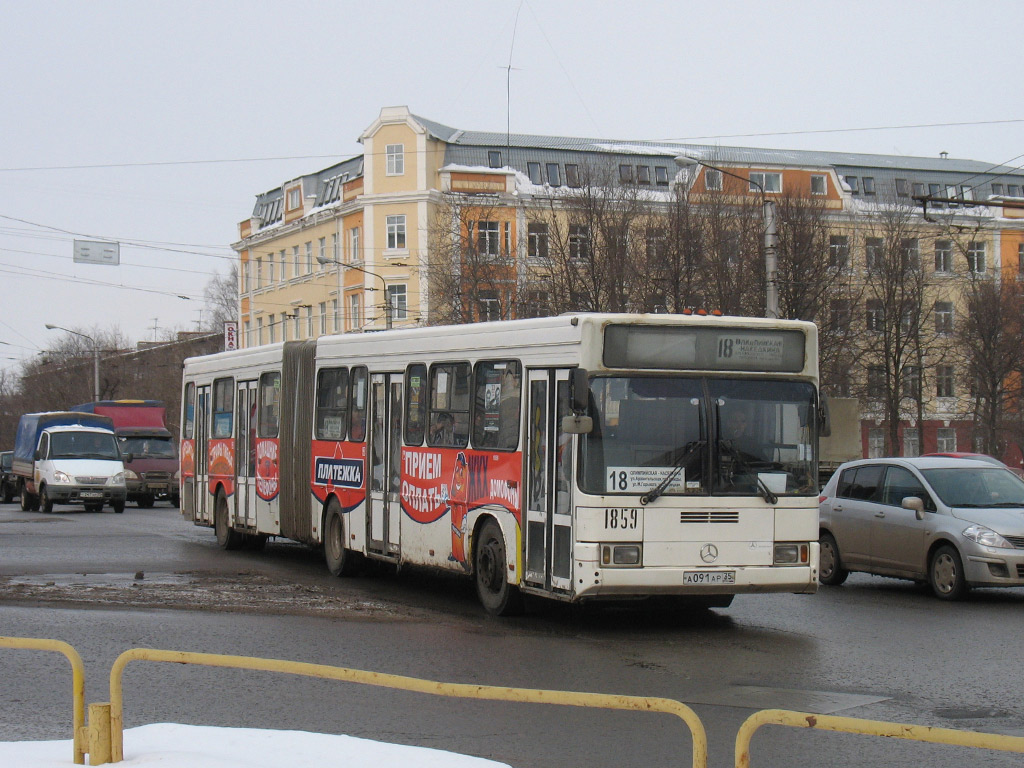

left=118, top=436, right=177, bottom=459
left=50, top=432, right=120, bottom=461
left=921, top=467, right=1024, bottom=508
left=579, top=376, right=818, bottom=497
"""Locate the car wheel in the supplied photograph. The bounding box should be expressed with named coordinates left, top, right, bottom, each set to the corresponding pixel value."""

left=819, top=531, right=849, bottom=586
left=214, top=492, right=242, bottom=550
left=39, top=485, right=54, bottom=514
left=2, top=485, right=12, bottom=504
left=323, top=498, right=360, bottom=576
left=929, top=544, right=969, bottom=600
left=474, top=518, right=524, bottom=616
left=112, top=500, right=125, bottom=514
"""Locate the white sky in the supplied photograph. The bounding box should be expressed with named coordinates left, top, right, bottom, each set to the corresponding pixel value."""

left=0, top=723, right=510, bottom=767
left=1, top=0, right=1021, bottom=372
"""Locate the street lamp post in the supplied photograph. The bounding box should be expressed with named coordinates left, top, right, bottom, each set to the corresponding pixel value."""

left=44, top=324, right=100, bottom=401
left=316, top=255, right=395, bottom=330
left=674, top=155, right=780, bottom=319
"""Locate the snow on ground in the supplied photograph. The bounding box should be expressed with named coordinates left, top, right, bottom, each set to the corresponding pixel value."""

left=0, top=723, right=510, bottom=768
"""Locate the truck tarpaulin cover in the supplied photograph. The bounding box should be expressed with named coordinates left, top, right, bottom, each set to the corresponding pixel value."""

left=72, top=400, right=167, bottom=430
left=13, top=411, right=115, bottom=462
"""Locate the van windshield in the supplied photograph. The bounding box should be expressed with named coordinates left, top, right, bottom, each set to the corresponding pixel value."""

left=50, top=432, right=120, bottom=461
left=118, top=436, right=177, bottom=459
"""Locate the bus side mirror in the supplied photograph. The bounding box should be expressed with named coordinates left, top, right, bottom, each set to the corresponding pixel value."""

left=570, top=367, right=589, bottom=414
left=819, top=395, right=832, bottom=438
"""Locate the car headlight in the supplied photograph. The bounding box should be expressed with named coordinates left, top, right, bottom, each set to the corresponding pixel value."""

left=962, top=524, right=1012, bottom=548
left=123, top=469, right=138, bottom=480
left=53, top=471, right=72, bottom=484
left=108, top=472, right=126, bottom=486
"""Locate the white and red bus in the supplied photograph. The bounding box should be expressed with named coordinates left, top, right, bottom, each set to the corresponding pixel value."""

left=180, top=313, right=824, bottom=614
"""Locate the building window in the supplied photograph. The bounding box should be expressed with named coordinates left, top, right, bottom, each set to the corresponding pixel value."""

left=255, top=317, right=263, bottom=346
left=287, top=186, right=301, bottom=210
left=862, top=177, right=876, bottom=195
left=522, top=290, right=550, bottom=318
left=810, top=174, right=827, bottom=195
left=528, top=222, right=549, bottom=259
left=1018, top=243, right=1024, bottom=277
left=636, top=165, right=651, bottom=185
left=960, top=185, right=974, bottom=201
left=867, top=366, right=885, bottom=398
left=386, top=215, right=407, bottom=250
left=318, top=237, right=326, bottom=269
left=565, top=164, right=581, bottom=188
left=279, top=249, right=287, bottom=281
left=903, top=427, right=920, bottom=457
left=868, top=427, right=885, bottom=458
left=936, top=427, right=957, bottom=452
left=934, top=240, right=953, bottom=273
left=1010, top=185, right=1022, bottom=197
left=319, top=302, right=327, bottom=335
left=654, top=166, right=670, bottom=186
left=912, top=182, right=926, bottom=198
left=845, top=176, right=859, bottom=193
left=255, top=257, right=263, bottom=290
left=488, top=150, right=502, bottom=168
left=293, top=312, right=301, bottom=340
left=895, top=178, right=909, bottom=197
left=992, top=183, right=1005, bottom=195
left=866, top=299, right=884, bottom=332
left=936, top=365, right=955, bottom=398
left=829, top=235, right=850, bottom=269
left=967, top=241, right=986, bottom=274
left=281, top=315, right=288, bottom=341
left=387, top=284, right=408, bottom=321
left=293, top=245, right=300, bottom=276
left=645, top=227, right=667, bottom=261
left=704, top=168, right=723, bottom=191
left=900, top=238, right=920, bottom=272
left=267, top=314, right=276, bottom=344
left=478, top=291, right=501, bottom=322
left=305, top=242, right=313, bottom=274
left=350, top=227, right=360, bottom=262
left=267, top=252, right=275, bottom=285
left=569, top=225, right=590, bottom=260
left=331, top=298, right=340, bottom=333
left=331, top=233, right=338, bottom=262
left=546, top=163, right=561, bottom=187
left=749, top=172, right=781, bottom=193
left=348, top=293, right=361, bottom=331
left=386, top=144, right=404, bottom=175
left=829, top=299, right=851, bottom=333
left=868, top=237, right=884, bottom=274
left=934, top=301, right=954, bottom=334
left=619, top=164, right=633, bottom=184
left=527, top=162, right=542, bottom=185
left=903, top=366, right=921, bottom=400
left=476, top=221, right=501, bottom=257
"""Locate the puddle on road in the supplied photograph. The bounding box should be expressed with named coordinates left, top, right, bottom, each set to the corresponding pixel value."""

left=6, top=572, right=191, bottom=588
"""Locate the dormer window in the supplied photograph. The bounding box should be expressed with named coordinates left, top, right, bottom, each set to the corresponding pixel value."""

left=286, top=186, right=302, bottom=211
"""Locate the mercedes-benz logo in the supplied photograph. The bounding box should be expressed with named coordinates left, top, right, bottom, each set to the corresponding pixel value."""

left=700, top=544, right=719, bottom=563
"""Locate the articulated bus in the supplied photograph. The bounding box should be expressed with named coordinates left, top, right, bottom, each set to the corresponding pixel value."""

left=180, top=313, right=824, bottom=615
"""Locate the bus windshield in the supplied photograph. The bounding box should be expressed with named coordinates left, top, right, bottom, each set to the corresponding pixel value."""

left=580, top=377, right=818, bottom=498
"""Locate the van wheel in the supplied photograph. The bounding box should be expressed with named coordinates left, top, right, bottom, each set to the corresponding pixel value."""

left=474, top=518, right=524, bottom=616
left=929, top=544, right=969, bottom=600
left=39, top=485, right=54, bottom=514
left=324, top=498, right=360, bottom=576
left=214, top=492, right=242, bottom=550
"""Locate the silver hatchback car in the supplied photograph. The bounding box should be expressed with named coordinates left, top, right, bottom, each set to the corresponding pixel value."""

left=818, top=457, right=1024, bottom=599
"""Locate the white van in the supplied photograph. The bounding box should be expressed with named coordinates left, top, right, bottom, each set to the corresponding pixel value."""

left=12, top=412, right=128, bottom=514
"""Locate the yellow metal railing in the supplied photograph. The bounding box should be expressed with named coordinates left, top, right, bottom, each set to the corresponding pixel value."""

left=108, top=647, right=708, bottom=767
left=0, top=636, right=87, bottom=764
left=735, top=708, right=1024, bottom=768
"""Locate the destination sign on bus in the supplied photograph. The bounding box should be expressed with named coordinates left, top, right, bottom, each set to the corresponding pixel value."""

left=604, top=325, right=805, bottom=372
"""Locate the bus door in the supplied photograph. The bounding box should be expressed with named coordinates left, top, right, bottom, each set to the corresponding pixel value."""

left=234, top=380, right=258, bottom=531
left=195, top=385, right=211, bottom=525
left=524, top=369, right=574, bottom=593
left=367, top=373, right=402, bottom=557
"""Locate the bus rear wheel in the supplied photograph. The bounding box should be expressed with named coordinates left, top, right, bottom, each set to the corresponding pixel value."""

left=474, top=518, right=524, bottom=616
left=324, top=499, right=360, bottom=576
left=214, top=492, right=242, bottom=550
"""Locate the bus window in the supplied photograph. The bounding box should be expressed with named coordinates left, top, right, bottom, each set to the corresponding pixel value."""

left=349, top=366, right=368, bottom=442
left=405, top=364, right=427, bottom=446
left=473, top=360, right=521, bottom=450
left=315, top=367, right=348, bottom=441
left=212, top=378, right=234, bottom=438
left=183, top=382, right=195, bottom=439
left=428, top=362, right=470, bottom=448
left=258, top=372, right=281, bottom=438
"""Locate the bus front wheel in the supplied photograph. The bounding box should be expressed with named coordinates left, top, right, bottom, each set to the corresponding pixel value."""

left=474, top=518, right=524, bottom=616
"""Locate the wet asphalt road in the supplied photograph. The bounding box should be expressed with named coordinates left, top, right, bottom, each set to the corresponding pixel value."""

left=2, top=502, right=1023, bottom=768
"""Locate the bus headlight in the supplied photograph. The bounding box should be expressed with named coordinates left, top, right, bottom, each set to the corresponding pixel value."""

left=774, top=543, right=809, bottom=564
left=601, top=544, right=642, bottom=567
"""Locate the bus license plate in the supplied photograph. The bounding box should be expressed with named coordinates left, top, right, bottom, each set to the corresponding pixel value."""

left=683, top=571, right=735, bottom=585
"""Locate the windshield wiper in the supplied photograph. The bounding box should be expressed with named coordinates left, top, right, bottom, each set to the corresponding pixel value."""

left=640, top=440, right=705, bottom=505
left=755, top=474, right=779, bottom=505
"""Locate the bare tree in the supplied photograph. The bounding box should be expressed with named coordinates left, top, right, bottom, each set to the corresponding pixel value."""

left=202, top=263, right=239, bottom=331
